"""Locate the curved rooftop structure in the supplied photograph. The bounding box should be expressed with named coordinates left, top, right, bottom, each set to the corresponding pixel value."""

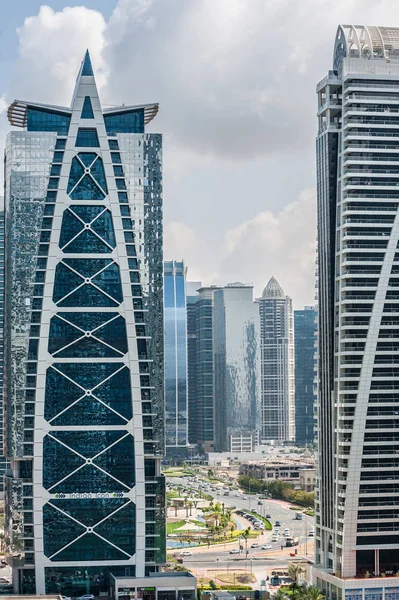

left=333, top=25, right=399, bottom=71
left=262, top=276, right=285, bottom=299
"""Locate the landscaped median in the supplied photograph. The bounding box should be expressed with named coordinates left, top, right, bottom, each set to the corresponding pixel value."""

left=241, top=509, right=272, bottom=530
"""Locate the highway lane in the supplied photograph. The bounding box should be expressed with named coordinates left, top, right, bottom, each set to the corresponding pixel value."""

left=168, top=476, right=314, bottom=546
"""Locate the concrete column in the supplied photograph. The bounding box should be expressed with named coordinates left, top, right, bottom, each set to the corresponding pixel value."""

left=375, top=548, right=380, bottom=577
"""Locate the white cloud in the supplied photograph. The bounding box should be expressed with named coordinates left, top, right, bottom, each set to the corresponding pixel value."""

left=14, top=5, right=107, bottom=104
left=217, top=189, right=317, bottom=307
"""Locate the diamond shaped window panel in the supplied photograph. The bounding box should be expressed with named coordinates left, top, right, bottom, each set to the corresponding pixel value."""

left=59, top=206, right=115, bottom=253
left=43, top=503, right=86, bottom=557
left=44, top=362, right=132, bottom=425
left=49, top=497, right=129, bottom=527
left=50, top=533, right=129, bottom=562
left=48, top=312, right=128, bottom=357
left=81, top=96, right=94, bottom=119
left=67, top=153, right=107, bottom=199
left=53, top=259, right=122, bottom=307
left=43, top=431, right=135, bottom=492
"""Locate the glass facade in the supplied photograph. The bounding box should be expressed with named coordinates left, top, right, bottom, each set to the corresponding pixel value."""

left=213, top=284, right=261, bottom=451
left=4, top=51, right=164, bottom=594
left=294, top=307, right=316, bottom=445
left=0, top=206, right=6, bottom=494
left=164, top=261, right=188, bottom=449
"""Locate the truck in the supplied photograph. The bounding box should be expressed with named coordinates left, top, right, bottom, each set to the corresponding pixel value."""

left=295, top=512, right=302, bottom=520
left=285, top=537, right=299, bottom=547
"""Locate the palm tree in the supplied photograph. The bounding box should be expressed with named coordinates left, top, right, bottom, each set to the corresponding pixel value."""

left=173, top=501, right=179, bottom=517
left=272, top=589, right=289, bottom=600
left=242, top=527, right=251, bottom=556
left=303, top=586, right=324, bottom=600
left=188, top=502, right=193, bottom=517
left=288, top=563, right=306, bottom=600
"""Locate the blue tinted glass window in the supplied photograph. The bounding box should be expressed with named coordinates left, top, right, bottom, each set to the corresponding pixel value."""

left=76, top=128, right=99, bottom=147
left=89, top=157, right=108, bottom=193
left=78, top=152, right=98, bottom=167
left=67, top=157, right=84, bottom=193
left=27, top=107, right=71, bottom=135
left=45, top=362, right=132, bottom=424
left=55, top=138, right=66, bottom=150
left=59, top=206, right=116, bottom=253
left=81, top=96, right=94, bottom=119
left=43, top=503, right=86, bottom=557
left=81, top=51, right=94, bottom=76
left=113, top=166, right=124, bottom=176
left=46, top=190, right=57, bottom=201
left=111, top=152, right=122, bottom=163
left=51, top=165, right=61, bottom=176
left=53, top=151, right=64, bottom=163
left=116, top=179, right=126, bottom=190
left=118, top=192, right=128, bottom=203
left=69, top=176, right=105, bottom=200
left=104, top=110, right=144, bottom=135
left=109, top=139, right=119, bottom=150
left=50, top=533, right=129, bottom=561
left=48, top=178, right=59, bottom=189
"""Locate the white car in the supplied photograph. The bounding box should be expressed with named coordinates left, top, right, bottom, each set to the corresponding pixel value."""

left=251, top=542, right=259, bottom=548
left=309, top=531, right=315, bottom=537
left=230, top=548, right=240, bottom=554
left=271, top=537, right=278, bottom=542
left=261, top=544, right=272, bottom=550
left=242, top=496, right=248, bottom=500
left=77, top=595, right=94, bottom=600
left=182, top=550, right=192, bottom=556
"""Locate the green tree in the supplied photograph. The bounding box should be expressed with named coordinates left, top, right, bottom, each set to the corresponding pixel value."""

left=303, top=587, right=325, bottom=600
left=272, top=590, right=289, bottom=600
left=288, top=563, right=306, bottom=600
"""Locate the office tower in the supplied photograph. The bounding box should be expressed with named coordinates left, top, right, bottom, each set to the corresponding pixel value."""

left=0, top=201, right=6, bottom=496
left=186, top=285, right=219, bottom=452
left=4, top=51, right=165, bottom=595
left=164, top=261, right=189, bottom=454
left=186, top=281, right=201, bottom=447
left=294, top=306, right=316, bottom=445
left=315, top=25, right=399, bottom=597
left=258, top=276, right=295, bottom=443
left=213, top=283, right=261, bottom=451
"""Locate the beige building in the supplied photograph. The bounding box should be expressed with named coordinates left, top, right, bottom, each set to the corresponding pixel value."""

left=298, top=468, right=316, bottom=492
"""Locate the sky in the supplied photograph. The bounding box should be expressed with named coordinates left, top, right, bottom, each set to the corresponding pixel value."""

left=2, top=1, right=399, bottom=308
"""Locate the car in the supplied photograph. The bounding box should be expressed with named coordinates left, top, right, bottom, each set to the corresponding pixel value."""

left=242, top=496, right=248, bottom=500
left=271, top=537, right=278, bottom=542
left=261, top=544, right=272, bottom=550
left=230, top=548, right=240, bottom=554
left=0, top=578, right=10, bottom=584
left=77, top=596, right=94, bottom=600
left=62, top=596, right=72, bottom=600
left=258, top=500, right=263, bottom=505
left=251, top=542, right=259, bottom=548
left=234, top=493, right=240, bottom=497
left=266, top=513, right=271, bottom=518
left=275, top=521, right=281, bottom=526
left=309, top=531, right=315, bottom=537
left=182, top=550, right=192, bottom=556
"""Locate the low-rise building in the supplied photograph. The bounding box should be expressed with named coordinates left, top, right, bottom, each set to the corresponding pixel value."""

left=239, top=456, right=315, bottom=483
left=298, top=468, right=316, bottom=492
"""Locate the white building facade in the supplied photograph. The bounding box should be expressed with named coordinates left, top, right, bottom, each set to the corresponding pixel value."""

left=258, top=277, right=295, bottom=443
left=315, top=24, right=399, bottom=600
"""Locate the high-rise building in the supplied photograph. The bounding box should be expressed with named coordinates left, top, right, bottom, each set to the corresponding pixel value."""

left=164, top=261, right=189, bottom=453
left=186, top=285, right=219, bottom=452
left=4, top=51, right=165, bottom=595
left=294, top=306, right=316, bottom=445
left=213, top=283, right=261, bottom=451
left=258, top=277, right=295, bottom=443
left=0, top=200, right=6, bottom=496
left=315, top=25, right=399, bottom=598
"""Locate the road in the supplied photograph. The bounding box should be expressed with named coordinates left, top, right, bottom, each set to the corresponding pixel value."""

left=167, top=476, right=315, bottom=585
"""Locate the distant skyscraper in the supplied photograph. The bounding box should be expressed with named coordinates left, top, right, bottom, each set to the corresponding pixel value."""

left=258, top=276, right=295, bottom=443
left=186, top=285, right=219, bottom=452
left=315, top=24, right=399, bottom=597
left=4, top=51, right=165, bottom=595
left=164, top=261, right=189, bottom=452
left=294, top=306, right=316, bottom=445
left=0, top=201, right=6, bottom=496
left=213, top=283, right=261, bottom=451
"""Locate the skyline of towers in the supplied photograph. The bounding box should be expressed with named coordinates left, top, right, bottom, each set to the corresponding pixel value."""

left=315, top=24, right=399, bottom=598
left=4, top=51, right=165, bottom=595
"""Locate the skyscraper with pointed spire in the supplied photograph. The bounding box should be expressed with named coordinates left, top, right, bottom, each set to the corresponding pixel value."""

left=257, top=276, right=295, bottom=442
left=4, top=51, right=165, bottom=595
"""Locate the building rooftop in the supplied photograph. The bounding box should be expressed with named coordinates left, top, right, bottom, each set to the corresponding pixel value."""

left=262, top=276, right=285, bottom=299
left=334, top=25, right=399, bottom=71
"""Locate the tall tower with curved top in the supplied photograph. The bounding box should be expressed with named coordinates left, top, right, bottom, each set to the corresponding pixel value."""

left=4, top=51, right=164, bottom=595
left=316, top=25, right=399, bottom=598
